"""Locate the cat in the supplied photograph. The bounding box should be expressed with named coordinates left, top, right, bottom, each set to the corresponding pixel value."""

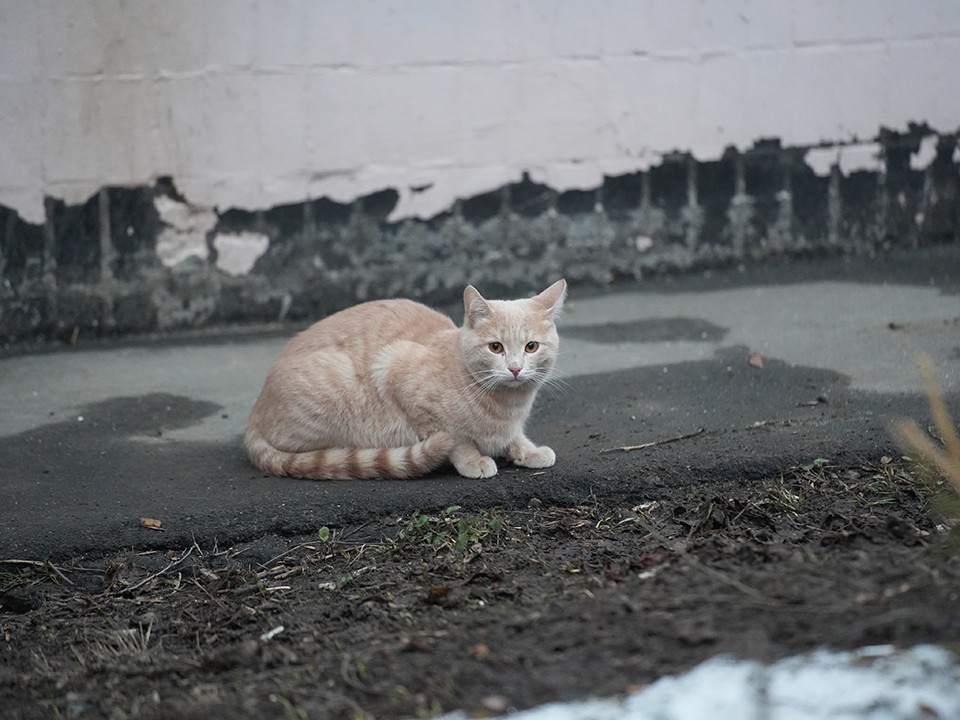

left=245, top=279, right=566, bottom=480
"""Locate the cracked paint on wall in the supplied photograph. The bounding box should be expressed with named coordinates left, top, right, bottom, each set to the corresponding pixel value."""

left=213, top=231, right=270, bottom=277
left=154, top=195, right=216, bottom=267
left=804, top=144, right=886, bottom=178
left=1, top=126, right=958, bottom=342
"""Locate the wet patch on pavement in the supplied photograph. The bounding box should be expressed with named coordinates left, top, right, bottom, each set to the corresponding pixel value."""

left=562, top=318, right=728, bottom=344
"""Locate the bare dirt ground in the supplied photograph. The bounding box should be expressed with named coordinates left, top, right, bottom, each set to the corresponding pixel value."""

left=3, top=457, right=960, bottom=720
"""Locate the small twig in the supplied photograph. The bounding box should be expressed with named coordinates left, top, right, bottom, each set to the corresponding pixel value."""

left=105, top=546, right=195, bottom=597
left=675, top=551, right=771, bottom=602
left=190, top=577, right=219, bottom=603
left=340, top=654, right=369, bottom=691
left=258, top=541, right=318, bottom=570
left=260, top=625, right=285, bottom=642
left=0, top=559, right=75, bottom=586
left=336, top=520, right=374, bottom=544
left=269, top=566, right=304, bottom=581
left=44, top=560, right=75, bottom=586
left=600, top=427, right=706, bottom=454
left=631, top=515, right=774, bottom=603
left=1, top=559, right=47, bottom=568
left=69, top=643, right=88, bottom=669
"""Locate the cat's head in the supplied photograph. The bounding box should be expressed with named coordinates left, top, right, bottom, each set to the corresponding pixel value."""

left=459, top=279, right=566, bottom=390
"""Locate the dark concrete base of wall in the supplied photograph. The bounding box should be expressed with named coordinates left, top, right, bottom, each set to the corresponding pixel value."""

left=1, top=126, right=958, bottom=344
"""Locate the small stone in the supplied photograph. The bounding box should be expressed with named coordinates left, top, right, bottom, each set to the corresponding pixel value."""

left=469, top=642, right=490, bottom=659
left=481, top=695, right=509, bottom=713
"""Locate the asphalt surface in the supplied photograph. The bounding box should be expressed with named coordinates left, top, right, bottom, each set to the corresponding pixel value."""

left=1, top=246, right=958, bottom=560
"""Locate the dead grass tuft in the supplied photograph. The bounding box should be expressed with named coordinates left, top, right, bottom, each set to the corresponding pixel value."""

left=895, top=356, right=960, bottom=500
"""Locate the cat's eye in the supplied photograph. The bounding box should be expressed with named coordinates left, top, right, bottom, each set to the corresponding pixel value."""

left=525, top=341, right=539, bottom=353
left=488, top=341, right=504, bottom=353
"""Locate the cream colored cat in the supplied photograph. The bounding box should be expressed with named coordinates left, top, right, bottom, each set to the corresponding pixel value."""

left=245, top=279, right=566, bottom=480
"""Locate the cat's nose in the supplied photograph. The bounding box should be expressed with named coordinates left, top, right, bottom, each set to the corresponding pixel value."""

left=508, top=366, right=521, bottom=378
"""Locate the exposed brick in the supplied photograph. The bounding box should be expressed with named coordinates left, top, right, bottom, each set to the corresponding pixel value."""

left=508, top=175, right=554, bottom=219
left=699, top=153, right=737, bottom=251
left=461, top=189, right=503, bottom=226
left=107, top=186, right=161, bottom=281
left=557, top=188, right=595, bottom=217
left=602, top=173, right=643, bottom=219
left=0, top=204, right=46, bottom=289
left=48, top=195, right=101, bottom=286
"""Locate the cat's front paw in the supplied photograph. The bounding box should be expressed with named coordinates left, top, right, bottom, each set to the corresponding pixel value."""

left=513, top=445, right=556, bottom=469
left=455, top=455, right=499, bottom=479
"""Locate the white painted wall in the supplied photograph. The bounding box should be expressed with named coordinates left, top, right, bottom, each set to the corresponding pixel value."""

left=1, top=0, right=958, bottom=225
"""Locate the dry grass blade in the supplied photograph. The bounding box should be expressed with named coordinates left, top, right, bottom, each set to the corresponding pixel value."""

left=897, top=420, right=960, bottom=495
left=82, top=619, right=156, bottom=663
left=894, top=355, right=960, bottom=497
left=917, top=355, right=960, bottom=461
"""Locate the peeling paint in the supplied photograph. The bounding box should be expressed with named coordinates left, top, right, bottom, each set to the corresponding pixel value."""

left=805, top=143, right=883, bottom=178
left=213, top=231, right=270, bottom=277
left=153, top=195, right=216, bottom=267
left=805, top=147, right=838, bottom=177
left=1, top=125, right=957, bottom=343
left=838, top=143, right=883, bottom=176
left=911, top=135, right=940, bottom=171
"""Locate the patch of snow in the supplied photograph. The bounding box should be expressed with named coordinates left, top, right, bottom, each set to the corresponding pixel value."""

left=437, top=645, right=960, bottom=720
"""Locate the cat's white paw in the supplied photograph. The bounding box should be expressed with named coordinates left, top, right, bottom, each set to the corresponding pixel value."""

left=513, top=445, right=556, bottom=469
left=455, top=455, right=499, bottom=479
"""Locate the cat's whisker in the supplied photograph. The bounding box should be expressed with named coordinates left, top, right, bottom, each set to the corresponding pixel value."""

left=519, top=365, right=571, bottom=398
left=479, top=376, right=503, bottom=394
left=455, top=372, right=502, bottom=405
left=543, top=370, right=573, bottom=391
left=539, top=377, right=572, bottom=399
left=455, top=381, right=488, bottom=407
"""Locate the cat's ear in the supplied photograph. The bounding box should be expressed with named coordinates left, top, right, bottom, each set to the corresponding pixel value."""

left=463, top=285, right=491, bottom=327
left=534, top=279, right=567, bottom=321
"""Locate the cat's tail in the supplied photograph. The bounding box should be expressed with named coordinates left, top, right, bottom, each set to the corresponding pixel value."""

left=245, top=432, right=454, bottom=480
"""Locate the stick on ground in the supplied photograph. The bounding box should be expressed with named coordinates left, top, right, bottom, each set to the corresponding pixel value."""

left=600, top=427, right=706, bottom=454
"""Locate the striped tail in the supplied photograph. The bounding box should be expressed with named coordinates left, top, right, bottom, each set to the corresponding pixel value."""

left=245, top=432, right=454, bottom=480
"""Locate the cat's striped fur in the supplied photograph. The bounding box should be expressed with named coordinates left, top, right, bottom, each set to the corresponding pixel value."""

left=244, top=433, right=454, bottom=480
